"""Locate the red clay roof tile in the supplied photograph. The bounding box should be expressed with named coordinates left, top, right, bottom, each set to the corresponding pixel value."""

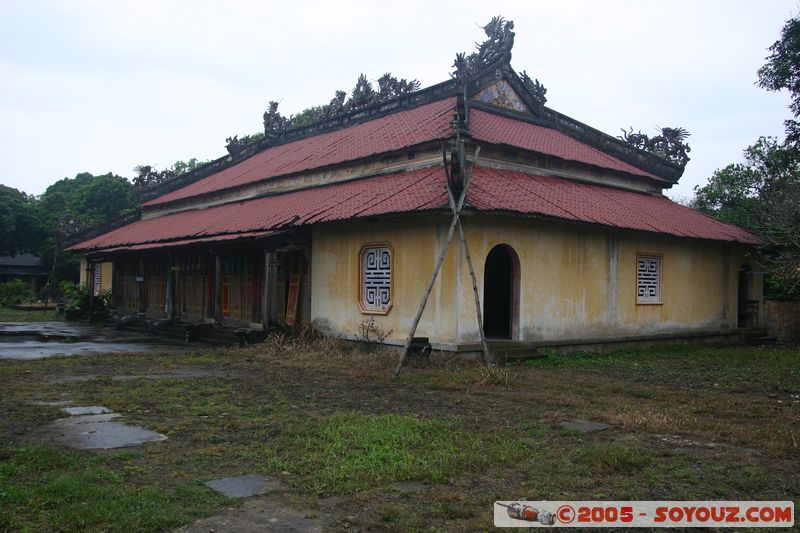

left=469, top=109, right=664, bottom=181
left=70, top=167, right=449, bottom=252
left=71, top=166, right=758, bottom=254
left=468, top=167, right=760, bottom=244
left=144, top=98, right=457, bottom=207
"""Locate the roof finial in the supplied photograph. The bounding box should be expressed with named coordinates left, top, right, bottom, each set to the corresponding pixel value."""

left=451, top=16, right=515, bottom=81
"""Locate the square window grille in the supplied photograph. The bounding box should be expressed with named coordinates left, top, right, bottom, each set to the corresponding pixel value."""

left=637, top=255, right=661, bottom=304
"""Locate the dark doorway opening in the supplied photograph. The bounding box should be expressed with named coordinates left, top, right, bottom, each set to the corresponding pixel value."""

left=483, top=244, right=519, bottom=339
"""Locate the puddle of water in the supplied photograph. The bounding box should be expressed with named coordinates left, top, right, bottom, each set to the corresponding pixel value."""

left=0, top=321, right=188, bottom=360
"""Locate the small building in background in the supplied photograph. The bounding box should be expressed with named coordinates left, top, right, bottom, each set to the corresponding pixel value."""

left=0, top=254, right=49, bottom=300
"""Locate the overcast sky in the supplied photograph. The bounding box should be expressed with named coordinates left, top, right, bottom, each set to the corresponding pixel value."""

left=1, top=0, right=796, bottom=201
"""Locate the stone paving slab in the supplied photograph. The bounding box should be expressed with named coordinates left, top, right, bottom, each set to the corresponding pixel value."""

left=559, top=419, right=611, bottom=433
left=40, top=414, right=167, bottom=449
left=204, top=474, right=288, bottom=499
left=62, top=406, right=112, bottom=416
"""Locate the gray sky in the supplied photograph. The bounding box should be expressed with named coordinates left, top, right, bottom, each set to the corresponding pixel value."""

left=0, top=0, right=796, bottom=201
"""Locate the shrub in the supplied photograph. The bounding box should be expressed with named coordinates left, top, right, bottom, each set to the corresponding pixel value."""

left=0, top=278, right=31, bottom=306
left=357, top=317, right=393, bottom=343
left=58, top=280, right=79, bottom=302
left=63, top=284, right=110, bottom=319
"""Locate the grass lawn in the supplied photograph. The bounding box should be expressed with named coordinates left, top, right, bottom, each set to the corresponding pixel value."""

left=0, top=305, right=63, bottom=322
left=0, top=334, right=797, bottom=531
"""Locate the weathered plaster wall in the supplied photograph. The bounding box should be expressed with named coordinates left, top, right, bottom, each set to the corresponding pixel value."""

left=311, top=215, right=760, bottom=346
left=455, top=216, right=759, bottom=342
left=79, top=258, right=87, bottom=286
left=100, top=262, right=113, bottom=292
left=79, top=259, right=113, bottom=292
left=311, top=216, right=462, bottom=342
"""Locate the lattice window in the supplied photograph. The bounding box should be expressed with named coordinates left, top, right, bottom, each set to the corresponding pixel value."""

left=93, top=264, right=102, bottom=296
left=360, top=245, right=392, bottom=314
left=637, top=255, right=662, bottom=304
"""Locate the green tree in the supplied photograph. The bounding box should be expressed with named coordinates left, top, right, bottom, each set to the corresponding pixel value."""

left=758, top=16, right=800, bottom=146
left=133, top=158, right=207, bottom=189
left=39, top=172, right=137, bottom=228
left=0, top=185, right=47, bottom=256
left=693, top=13, right=800, bottom=298
left=692, top=137, right=794, bottom=227
left=289, top=106, right=326, bottom=128
left=693, top=138, right=799, bottom=297
left=38, top=172, right=139, bottom=286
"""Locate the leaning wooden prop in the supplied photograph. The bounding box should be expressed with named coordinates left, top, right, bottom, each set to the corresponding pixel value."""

left=393, top=142, right=492, bottom=377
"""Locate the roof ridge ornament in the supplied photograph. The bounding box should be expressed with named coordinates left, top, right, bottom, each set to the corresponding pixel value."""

left=451, top=16, right=516, bottom=82
left=518, top=70, right=547, bottom=106
left=619, top=126, right=691, bottom=168
left=255, top=74, right=422, bottom=141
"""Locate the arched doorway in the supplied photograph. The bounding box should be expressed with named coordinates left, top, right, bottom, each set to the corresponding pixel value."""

left=737, top=263, right=754, bottom=327
left=483, top=244, right=520, bottom=339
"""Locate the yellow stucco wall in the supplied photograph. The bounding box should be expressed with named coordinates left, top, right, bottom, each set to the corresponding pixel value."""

left=311, top=216, right=461, bottom=342
left=456, top=217, right=760, bottom=341
left=311, top=215, right=761, bottom=345
left=79, top=259, right=113, bottom=293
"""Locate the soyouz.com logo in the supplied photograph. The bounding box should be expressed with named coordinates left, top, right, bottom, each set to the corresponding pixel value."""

left=494, top=501, right=795, bottom=528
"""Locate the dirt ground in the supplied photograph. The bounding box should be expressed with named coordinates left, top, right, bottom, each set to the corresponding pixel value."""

left=1, top=336, right=798, bottom=531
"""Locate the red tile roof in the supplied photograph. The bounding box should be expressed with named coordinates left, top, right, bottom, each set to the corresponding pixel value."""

left=70, top=167, right=449, bottom=252
left=468, top=167, right=760, bottom=244
left=92, top=231, right=279, bottom=253
left=469, top=109, right=664, bottom=181
left=144, top=98, right=457, bottom=207
left=71, top=166, right=758, bottom=253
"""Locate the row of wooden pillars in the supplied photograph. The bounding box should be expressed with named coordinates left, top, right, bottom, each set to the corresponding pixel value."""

left=104, top=246, right=310, bottom=328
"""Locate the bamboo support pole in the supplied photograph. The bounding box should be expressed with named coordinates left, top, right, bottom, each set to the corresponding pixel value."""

left=444, top=148, right=492, bottom=367
left=392, top=187, right=467, bottom=378
left=393, top=144, right=491, bottom=377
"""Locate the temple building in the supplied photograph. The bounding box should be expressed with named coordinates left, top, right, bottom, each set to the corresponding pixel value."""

left=69, top=19, right=761, bottom=354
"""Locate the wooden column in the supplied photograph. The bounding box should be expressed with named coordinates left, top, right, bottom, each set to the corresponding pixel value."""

left=173, top=266, right=181, bottom=319
left=251, top=254, right=259, bottom=324
left=110, top=261, right=119, bottom=310
left=137, top=257, right=145, bottom=314
left=164, top=263, right=174, bottom=319
left=302, top=246, right=312, bottom=324
left=214, top=254, right=223, bottom=322
left=261, top=252, right=275, bottom=331
left=85, top=262, right=94, bottom=312
left=266, top=252, right=280, bottom=327
left=206, top=255, right=214, bottom=320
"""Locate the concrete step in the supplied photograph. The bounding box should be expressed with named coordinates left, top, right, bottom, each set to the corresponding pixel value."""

left=749, top=335, right=778, bottom=344
left=486, top=341, right=547, bottom=362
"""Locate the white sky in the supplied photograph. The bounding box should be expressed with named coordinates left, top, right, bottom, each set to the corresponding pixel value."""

left=0, top=0, right=796, bottom=201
